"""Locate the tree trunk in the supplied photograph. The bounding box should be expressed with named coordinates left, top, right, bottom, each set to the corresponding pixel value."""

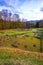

left=40, top=38, right=42, bottom=52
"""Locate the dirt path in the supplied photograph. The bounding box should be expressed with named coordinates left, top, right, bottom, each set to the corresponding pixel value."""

left=0, top=47, right=43, bottom=57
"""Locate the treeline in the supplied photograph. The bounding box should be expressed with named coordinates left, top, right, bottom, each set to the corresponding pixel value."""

left=0, top=9, right=43, bottom=29
left=0, top=19, right=35, bottom=29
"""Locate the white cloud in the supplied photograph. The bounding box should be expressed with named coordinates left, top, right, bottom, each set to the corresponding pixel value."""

left=19, top=9, right=43, bottom=20
left=0, top=0, right=43, bottom=20
left=17, top=0, right=43, bottom=20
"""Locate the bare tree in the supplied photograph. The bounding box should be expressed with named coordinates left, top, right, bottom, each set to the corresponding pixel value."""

left=2, top=9, right=8, bottom=21
left=0, top=11, right=2, bottom=19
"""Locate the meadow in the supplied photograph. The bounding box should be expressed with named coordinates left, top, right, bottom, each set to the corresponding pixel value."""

left=0, top=28, right=43, bottom=65
left=0, top=47, right=43, bottom=65
left=0, top=28, right=43, bottom=52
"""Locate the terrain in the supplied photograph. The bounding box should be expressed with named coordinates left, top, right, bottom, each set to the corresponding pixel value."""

left=0, top=28, right=43, bottom=52
left=0, top=28, right=43, bottom=65
left=0, top=47, right=43, bottom=65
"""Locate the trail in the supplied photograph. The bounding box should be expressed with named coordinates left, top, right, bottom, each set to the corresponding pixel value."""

left=0, top=47, right=43, bottom=57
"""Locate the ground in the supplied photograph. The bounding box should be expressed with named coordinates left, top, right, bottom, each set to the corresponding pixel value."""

left=0, top=28, right=43, bottom=52
left=0, top=28, right=43, bottom=65
left=0, top=47, right=43, bottom=65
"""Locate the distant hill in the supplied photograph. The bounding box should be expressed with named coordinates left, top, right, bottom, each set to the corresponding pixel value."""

left=27, top=20, right=40, bottom=24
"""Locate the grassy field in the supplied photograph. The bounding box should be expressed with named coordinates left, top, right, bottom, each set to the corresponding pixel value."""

left=0, top=28, right=43, bottom=52
left=0, top=47, right=43, bottom=65
left=0, top=28, right=43, bottom=65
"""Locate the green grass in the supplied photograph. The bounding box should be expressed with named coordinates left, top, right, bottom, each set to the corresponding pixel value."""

left=0, top=28, right=42, bottom=37
left=0, top=29, right=30, bottom=36
left=0, top=28, right=43, bottom=52
left=0, top=28, right=37, bottom=36
left=0, top=51, right=43, bottom=65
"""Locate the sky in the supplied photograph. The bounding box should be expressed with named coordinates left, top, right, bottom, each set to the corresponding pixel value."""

left=0, top=0, right=43, bottom=21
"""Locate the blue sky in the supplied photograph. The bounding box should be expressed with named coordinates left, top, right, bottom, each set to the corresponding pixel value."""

left=0, top=0, right=43, bottom=20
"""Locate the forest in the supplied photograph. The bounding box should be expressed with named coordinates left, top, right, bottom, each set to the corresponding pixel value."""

left=0, top=9, right=43, bottom=30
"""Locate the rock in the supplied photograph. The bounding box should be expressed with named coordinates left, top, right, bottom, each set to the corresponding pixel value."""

left=32, top=29, right=38, bottom=33
left=12, top=42, right=18, bottom=48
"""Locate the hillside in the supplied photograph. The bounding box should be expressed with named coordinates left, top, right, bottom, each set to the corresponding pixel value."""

left=0, top=47, right=43, bottom=65
left=0, top=28, right=43, bottom=52
left=0, top=28, right=43, bottom=65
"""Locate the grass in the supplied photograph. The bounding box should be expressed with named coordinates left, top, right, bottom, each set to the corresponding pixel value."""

left=0, top=29, right=29, bottom=36
left=0, top=28, right=43, bottom=52
left=0, top=28, right=43, bottom=65
left=0, top=47, right=43, bottom=65
left=0, top=28, right=38, bottom=36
